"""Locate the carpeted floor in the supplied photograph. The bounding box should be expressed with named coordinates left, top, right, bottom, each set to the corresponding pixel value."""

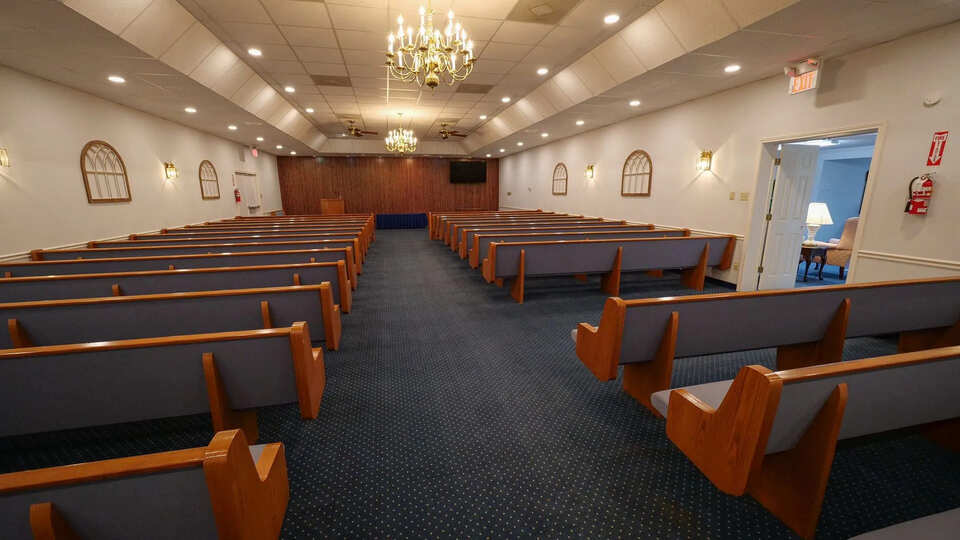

left=796, top=263, right=847, bottom=287
left=2, top=229, right=958, bottom=538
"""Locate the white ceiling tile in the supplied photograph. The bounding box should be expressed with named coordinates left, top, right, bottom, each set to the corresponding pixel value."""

left=256, top=44, right=299, bottom=61
left=619, top=10, right=687, bottom=69
left=569, top=53, right=616, bottom=95
left=319, top=86, right=356, bottom=96
left=560, top=0, right=645, bottom=28
left=211, top=55, right=255, bottom=97
left=481, top=42, right=533, bottom=61
left=348, top=64, right=391, bottom=78
left=491, top=21, right=553, bottom=45
left=471, top=58, right=515, bottom=75
left=63, top=0, right=152, bottom=35
left=326, top=0, right=389, bottom=9
left=263, top=60, right=308, bottom=74
left=451, top=0, right=517, bottom=19
left=190, top=44, right=238, bottom=87
left=327, top=4, right=389, bottom=32
left=303, top=62, right=348, bottom=76
left=456, top=17, right=505, bottom=42
left=293, top=46, right=342, bottom=62
left=120, top=0, right=196, bottom=57
left=341, top=49, right=386, bottom=65
left=276, top=73, right=315, bottom=87
left=195, top=0, right=270, bottom=24
left=542, top=77, right=576, bottom=110
left=337, top=30, right=389, bottom=51
left=720, top=0, right=799, bottom=28
left=280, top=26, right=338, bottom=47
left=351, top=77, right=387, bottom=88
left=591, top=34, right=646, bottom=83
left=539, top=26, right=593, bottom=52
left=521, top=46, right=570, bottom=66
left=656, top=0, right=740, bottom=52
left=262, top=0, right=333, bottom=27
left=222, top=22, right=288, bottom=45
left=159, top=21, right=219, bottom=75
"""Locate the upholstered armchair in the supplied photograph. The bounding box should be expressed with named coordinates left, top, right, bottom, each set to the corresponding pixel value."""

left=824, top=217, right=859, bottom=279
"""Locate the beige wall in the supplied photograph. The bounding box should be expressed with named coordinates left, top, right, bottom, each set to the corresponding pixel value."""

left=500, top=22, right=960, bottom=287
left=0, top=65, right=283, bottom=260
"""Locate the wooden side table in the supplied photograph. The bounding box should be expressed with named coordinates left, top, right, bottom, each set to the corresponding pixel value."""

left=799, top=245, right=827, bottom=281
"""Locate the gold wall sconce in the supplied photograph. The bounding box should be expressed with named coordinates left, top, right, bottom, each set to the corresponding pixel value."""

left=585, top=164, right=596, bottom=180
left=163, top=161, right=179, bottom=179
left=697, top=151, right=713, bottom=172
left=0, top=147, right=9, bottom=168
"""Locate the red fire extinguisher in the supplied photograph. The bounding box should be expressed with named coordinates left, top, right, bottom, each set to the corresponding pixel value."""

left=234, top=188, right=242, bottom=203
left=904, top=174, right=934, bottom=215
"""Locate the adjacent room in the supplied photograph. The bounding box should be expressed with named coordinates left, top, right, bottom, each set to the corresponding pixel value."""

left=1, top=1, right=958, bottom=539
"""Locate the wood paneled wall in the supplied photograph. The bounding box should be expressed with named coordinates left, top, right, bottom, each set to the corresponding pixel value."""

left=276, top=156, right=499, bottom=214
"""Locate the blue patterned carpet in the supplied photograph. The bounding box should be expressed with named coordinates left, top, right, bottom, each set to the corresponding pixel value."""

left=2, top=229, right=958, bottom=538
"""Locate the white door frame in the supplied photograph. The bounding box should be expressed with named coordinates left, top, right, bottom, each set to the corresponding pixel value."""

left=738, top=122, right=888, bottom=291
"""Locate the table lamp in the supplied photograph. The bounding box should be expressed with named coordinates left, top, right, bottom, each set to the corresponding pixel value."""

left=805, top=202, right=833, bottom=245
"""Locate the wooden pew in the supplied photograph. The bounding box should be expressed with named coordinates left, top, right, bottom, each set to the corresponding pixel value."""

left=140, top=225, right=369, bottom=252
left=0, top=430, right=287, bottom=539
left=431, top=211, right=551, bottom=241
left=0, top=247, right=358, bottom=288
left=428, top=210, right=544, bottom=239
left=32, top=238, right=364, bottom=269
left=442, top=216, right=592, bottom=247
left=575, top=277, right=960, bottom=411
left=654, top=346, right=960, bottom=539
left=172, top=225, right=373, bottom=248
left=460, top=222, right=640, bottom=259
left=448, top=218, right=616, bottom=251
left=483, top=236, right=736, bottom=303
left=91, top=231, right=368, bottom=257
left=0, top=324, right=323, bottom=439
left=1, top=283, right=342, bottom=351
left=469, top=228, right=688, bottom=268
left=0, top=261, right=352, bottom=313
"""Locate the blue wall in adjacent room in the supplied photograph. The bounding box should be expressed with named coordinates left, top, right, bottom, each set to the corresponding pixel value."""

left=810, top=157, right=871, bottom=242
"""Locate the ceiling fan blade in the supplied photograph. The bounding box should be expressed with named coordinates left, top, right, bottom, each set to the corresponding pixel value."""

left=452, top=133, right=467, bottom=137
left=361, top=130, right=379, bottom=135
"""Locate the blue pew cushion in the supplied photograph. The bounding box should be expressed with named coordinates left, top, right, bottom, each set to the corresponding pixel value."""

left=651, top=380, right=733, bottom=418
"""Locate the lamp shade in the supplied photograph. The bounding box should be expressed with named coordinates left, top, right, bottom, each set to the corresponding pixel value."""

left=806, top=202, right=833, bottom=225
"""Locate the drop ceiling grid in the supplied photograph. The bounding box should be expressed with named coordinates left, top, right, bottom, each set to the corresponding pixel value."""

left=182, top=0, right=663, bottom=141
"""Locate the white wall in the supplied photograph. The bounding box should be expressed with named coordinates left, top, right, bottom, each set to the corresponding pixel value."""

left=0, top=66, right=283, bottom=259
left=500, top=21, right=960, bottom=286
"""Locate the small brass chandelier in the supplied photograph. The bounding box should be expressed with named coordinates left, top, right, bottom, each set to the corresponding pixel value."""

left=386, top=2, right=475, bottom=88
left=385, top=114, right=417, bottom=154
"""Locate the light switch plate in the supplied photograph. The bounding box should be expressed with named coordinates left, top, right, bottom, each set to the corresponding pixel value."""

left=729, top=191, right=736, bottom=200
left=740, top=192, right=750, bottom=201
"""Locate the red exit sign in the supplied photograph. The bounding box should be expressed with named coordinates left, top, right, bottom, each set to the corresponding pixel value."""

left=789, top=69, right=819, bottom=94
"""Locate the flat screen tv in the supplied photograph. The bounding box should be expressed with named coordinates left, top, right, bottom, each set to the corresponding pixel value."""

left=450, top=160, right=486, bottom=183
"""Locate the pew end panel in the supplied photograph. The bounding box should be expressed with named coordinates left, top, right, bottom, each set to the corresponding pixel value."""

left=29, top=502, right=79, bottom=540
left=289, top=322, right=325, bottom=419
left=575, top=297, right=627, bottom=381
left=664, top=365, right=783, bottom=495
left=203, top=429, right=289, bottom=540
left=318, top=283, right=342, bottom=351
left=509, top=250, right=525, bottom=304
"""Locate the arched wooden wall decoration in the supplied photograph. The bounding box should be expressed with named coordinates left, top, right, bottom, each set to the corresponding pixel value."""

left=552, top=162, right=568, bottom=195
left=621, top=150, right=652, bottom=197
left=80, top=140, right=131, bottom=203
left=199, top=160, right=220, bottom=199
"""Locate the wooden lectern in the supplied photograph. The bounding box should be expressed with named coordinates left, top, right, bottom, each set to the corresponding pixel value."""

left=320, top=198, right=345, bottom=215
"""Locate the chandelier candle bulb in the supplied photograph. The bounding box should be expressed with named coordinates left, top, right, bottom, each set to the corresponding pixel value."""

left=386, top=3, right=476, bottom=88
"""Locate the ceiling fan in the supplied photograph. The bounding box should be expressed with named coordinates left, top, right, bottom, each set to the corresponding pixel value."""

left=439, top=122, right=467, bottom=140
left=345, top=120, right=378, bottom=138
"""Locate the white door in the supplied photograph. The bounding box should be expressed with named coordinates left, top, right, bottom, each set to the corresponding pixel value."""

left=235, top=172, right=261, bottom=214
left=757, top=145, right=820, bottom=289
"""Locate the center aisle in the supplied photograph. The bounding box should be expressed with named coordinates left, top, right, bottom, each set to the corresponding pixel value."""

left=272, top=230, right=914, bottom=539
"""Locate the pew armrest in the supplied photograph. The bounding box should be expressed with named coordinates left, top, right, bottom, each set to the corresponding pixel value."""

left=665, top=365, right=782, bottom=495
left=289, top=322, right=326, bottom=419
left=574, top=297, right=626, bottom=381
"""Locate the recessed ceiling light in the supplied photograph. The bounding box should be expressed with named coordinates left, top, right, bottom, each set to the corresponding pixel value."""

left=290, top=151, right=297, bottom=155
left=276, top=145, right=284, bottom=150
left=629, top=99, right=641, bottom=107
left=501, top=96, right=511, bottom=103
left=604, top=13, right=620, bottom=24
left=499, top=148, right=505, bottom=152
left=256, top=136, right=264, bottom=142
left=227, top=125, right=238, bottom=131
left=247, top=48, right=262, bottom=57
left=107, top=75, right=125, bottom=84
left=284, top=86, right=295, bottom=93
left=184, top=106, right=197, bottom=114
left=724, top=64, right=741, bottom=73
left=541, top=132, right=549, bottom=138
left=485, top=153, right=491, bottom=157
left=305, top=107, right=315, bottom=113
left=479, top=115, right=487, bottom=120
left=575, top=120, right=584, bottom=126
left=536, top=67, right=549, bottom=75
left=517, top=142, right=523, bottom=146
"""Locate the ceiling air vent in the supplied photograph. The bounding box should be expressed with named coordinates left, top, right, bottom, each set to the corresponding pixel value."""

left=508, top=0, right=579, bottom=24
left=458, top=84, right=494, bottom=94
left=310, top=75, right=351, bottom=87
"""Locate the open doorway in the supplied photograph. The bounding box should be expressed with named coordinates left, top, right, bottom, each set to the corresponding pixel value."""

left=753, top=130, right=878, bottom=290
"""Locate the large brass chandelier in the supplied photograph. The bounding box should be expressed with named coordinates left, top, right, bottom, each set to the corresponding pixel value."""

left=385, top=114, right=417, bottom=153
left=386, top=3, right=475, bottom=88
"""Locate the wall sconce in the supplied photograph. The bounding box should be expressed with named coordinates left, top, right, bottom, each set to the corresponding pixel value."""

left=0, top=147, right=9, bottom=168
left=163, top=161, right=179, bottom=179
left=697, top=151, right=713, bottom=172
left=585, top=164, right=596, bottom=180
